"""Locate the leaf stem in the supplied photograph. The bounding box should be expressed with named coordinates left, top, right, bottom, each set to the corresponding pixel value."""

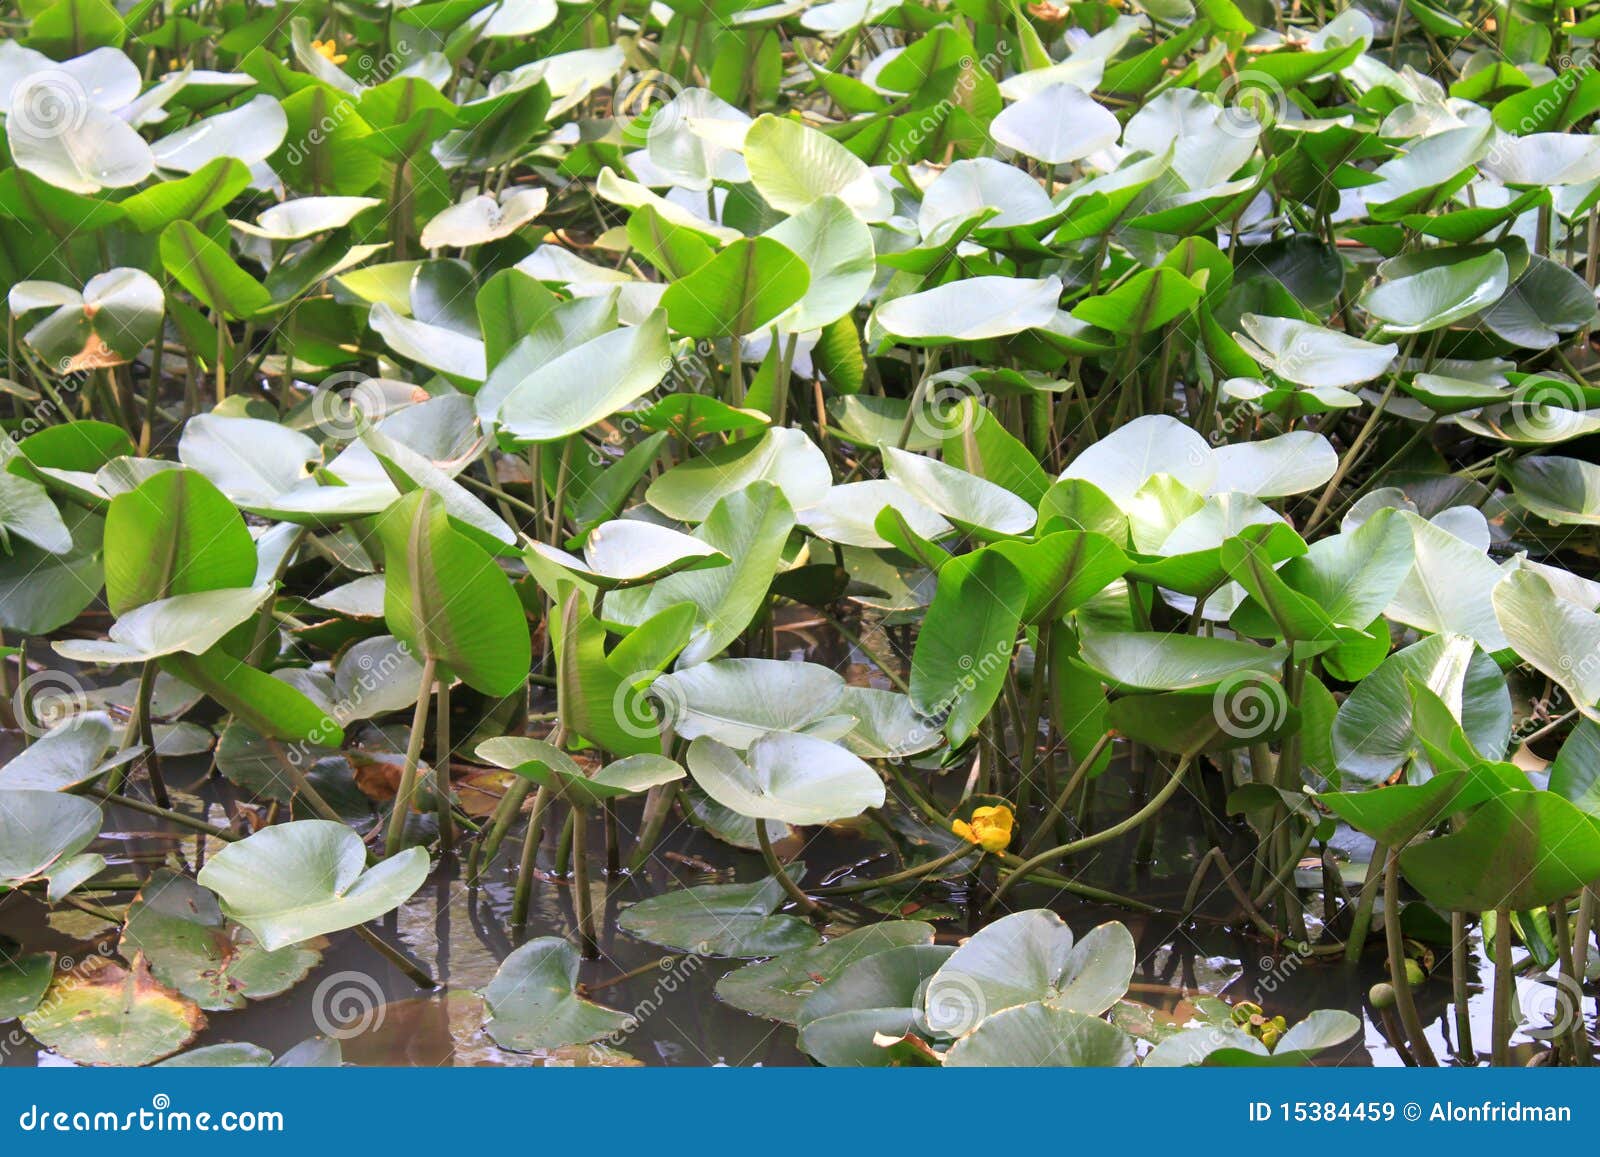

left=385, top=658, right=437, bottom=858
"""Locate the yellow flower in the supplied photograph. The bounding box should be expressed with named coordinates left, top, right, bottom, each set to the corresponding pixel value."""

left=312, top=39, right=349, bottom=66
left=952, top=805, right=1014, bottom=853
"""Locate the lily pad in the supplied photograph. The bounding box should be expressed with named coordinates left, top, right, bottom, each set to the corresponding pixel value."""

left=617, top=870, right=821, bottom=957
left=195, top=821, right=430, bottom=951
left=944, top=1001, right=1136, bottom=1066
left=715, top=921, right=936, bottom=1023
left=481, top=937, right=631, bottom=1051
left=923, top=911, right=1134, bottom=1036
left=650, top=658, right=847, bottom=747
left=120, top=871, right=321, bottom=1012
left=0, top=790, right=102, bottom=887
left=21, top=955, right=205, bottom=1066
left=685, top=731, right=885, bottom=825
left=0, top=945, right=53, bottom=1021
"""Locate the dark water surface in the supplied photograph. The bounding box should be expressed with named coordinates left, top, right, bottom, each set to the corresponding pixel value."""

left=0, top=623, right=1589, bottom=1067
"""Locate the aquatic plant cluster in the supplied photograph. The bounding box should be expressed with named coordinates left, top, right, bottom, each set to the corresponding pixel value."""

left=0, top=0, right=1597, bottom=1070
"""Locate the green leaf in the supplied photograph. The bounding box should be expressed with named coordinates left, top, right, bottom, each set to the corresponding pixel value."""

left=20, top=956, right=204, bottom=1067
left=646, top=427, right=829, bottom=523
left=0, top=947, right=52, bottom=1021
left=121, top=158, right=252, bottom=232
left=909, top=548, right=1026, bottom=745
left=102, top=468, right=256, bottom=614
left=1077, top=631, right=1286, bottom=692
left=944, top=1002, right=1135, bottom=1066
left=924, top=911, right=1134, bottom=1035
left=744, top=114, right=891, bottom=222
left=607, top=481, right=796, bottom=667
left=1400, top=791, right=1600, bottom=911
left=481, top=937, right=631, bottom=1051
left=1360, top=249, right=1510, bottom=334
left=1071, top=268, right=1202, bottom=335
left=121, top=871, right=320, bottom=1012
left=882, top=445, right=1035, bottom=538
left=1332, top=633, right=1509, bottom=783
left=650, top=658, right=846, bottom=747
left=1492, top=566, right=1600, bottom=720
left=526, top=519, right=727, bottom=591
left=54, top=584, right=271, bottom=664
left=498, top=311, right=671, bottom=442
left=0, top=790, right=101, bottom=887
left=195, top=820, right=430, bottom=951
left=617, top=871, right=821, bottom=957
left=661, top=237, right=809, bottom=339
left=160, top=220, right=272, bottom=320
left=685, top=732, right=885, bottom=825
left=989, top=531, right=1130, bottom=623
left=162, top=648, right=346, bottom=745
left=1508, top=455, right=1600, bottom=526
left=763, top=195, right=876, bottom=332
left=716, top=921, right=936, bottom=1024
left=873, top=275, right=1060, bottom=344
left=375, top=489, right=531, bottom=697
left=0, top=711, right=120, bottom=790
left=1550, top=719, right=1600, bottom=818
left=475, top=736, right=683, bottom=806
left=942, top=397, right=1051, bottom=506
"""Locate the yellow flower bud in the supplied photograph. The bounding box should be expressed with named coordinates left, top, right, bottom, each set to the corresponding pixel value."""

left=312, top=39, right=349, bottom=65
left=952, top=805, right=1014, bottom=853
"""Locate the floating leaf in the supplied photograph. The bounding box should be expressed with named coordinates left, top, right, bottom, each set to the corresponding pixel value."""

left=21, top=955, right=205, bottom=1067
left=617, top=871, right=820, bottom=957
left=121, top=871, right=320, bottom=1011
left=481, top=938, right=630, bottom=1051
left=195, top=821, right=429, bottom=951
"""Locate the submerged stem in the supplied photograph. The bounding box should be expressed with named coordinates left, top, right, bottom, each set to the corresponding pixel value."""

left=385, top=658, right=437, bottom=859
left=1383, top=850, right=1437, bottom=1065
